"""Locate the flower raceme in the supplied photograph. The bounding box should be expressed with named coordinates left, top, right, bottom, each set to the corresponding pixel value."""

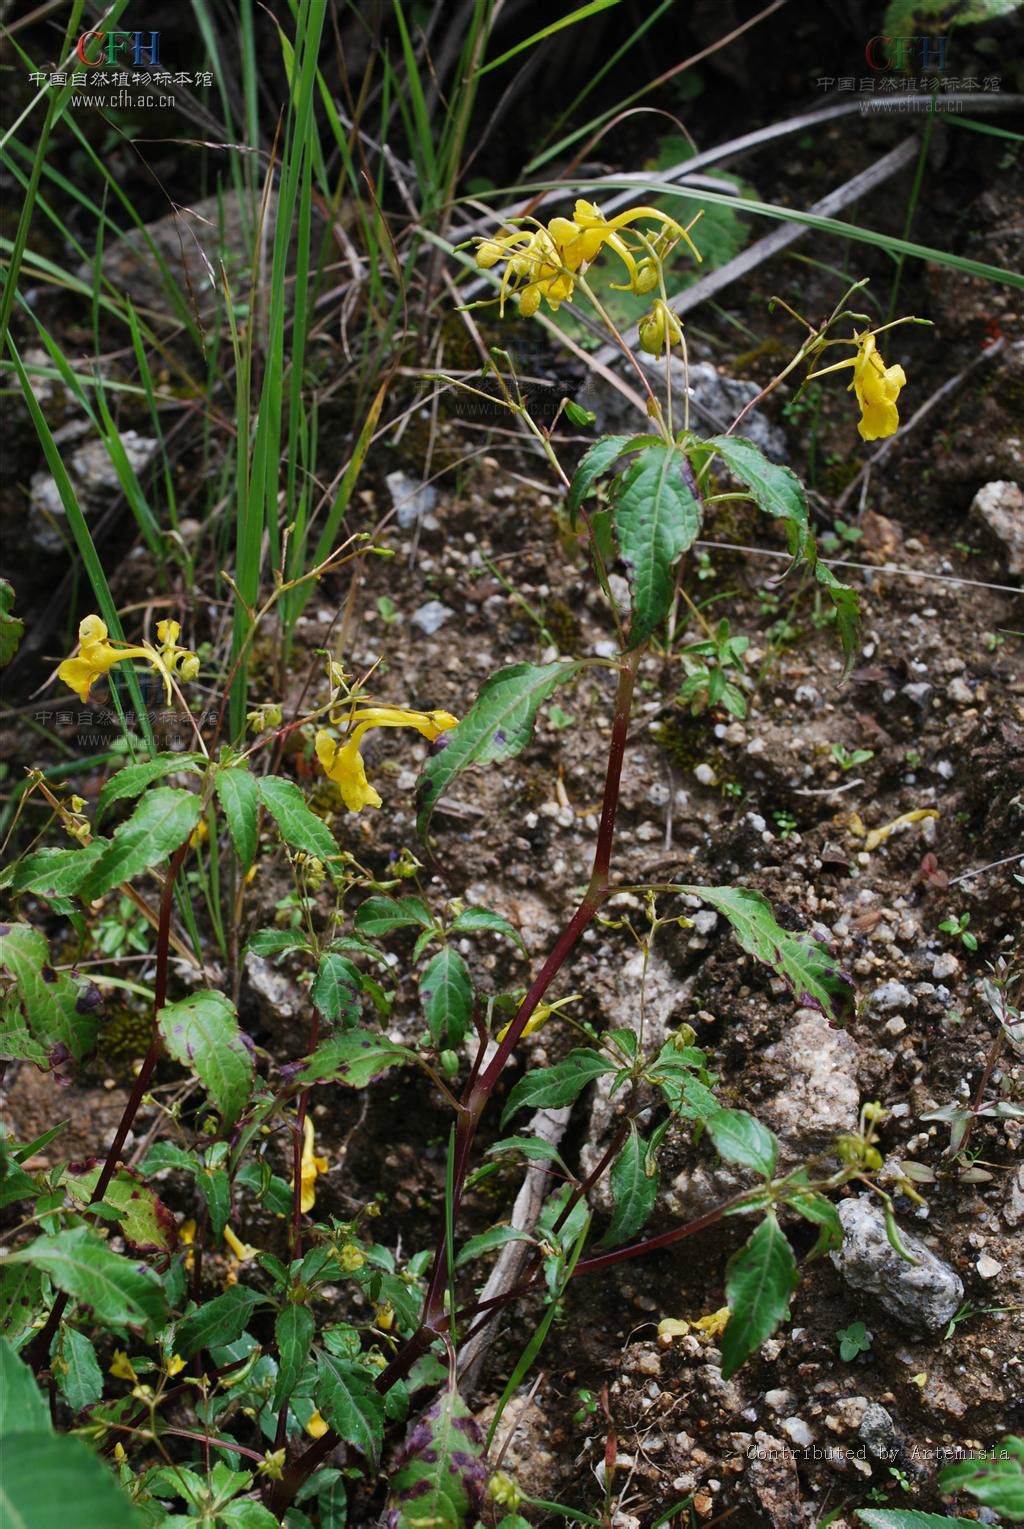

left=810, top=330, right=907, bottom=441
left=58, top=614, right=200, bottom=703
left=315, top=705, right=458, bottom=813
left=476, top=199, right=702, bottom=319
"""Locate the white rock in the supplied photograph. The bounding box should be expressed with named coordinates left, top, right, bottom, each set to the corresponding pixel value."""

left=976, top=1254, right=1002, bottom=1279
left=970, top=479, right=1024, bottom=575
left=410, top=600, right=455, bottom=635
left=781, top=1416, right=813, bottom=1448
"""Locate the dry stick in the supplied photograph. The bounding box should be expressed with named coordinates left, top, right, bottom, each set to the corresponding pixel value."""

left=270, top=647, right=643, bottom=1514
left=591, top=136, right=921, bottom=369
left=29, top=837, right=191, bottom=1371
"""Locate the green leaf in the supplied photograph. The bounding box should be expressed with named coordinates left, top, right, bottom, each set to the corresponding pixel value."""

left=857, top=1513, right=982, bottom=1529
left=385, top=1384, right=486, bottom=1526
left=96, top=754, right=203, bottom=825
left=882, top=0, right=1020, bottom=29
left=315, top=1352, right=385, bottom=1466
left=5, top=1227, right=167, bottom=1330
left=420, top=946, right=473, bottom=1048
left=0, top=1265, right=46, bottom=1348
left=598, top=1125, right=659, bottom=1248
left=0, top=1335, right=50, bottom=1434
left=11, top=841, right=112, bottom=898
left=52, top=1327, right=103, bottom=1412
left=176, top=1286, right=259, bottom=1357
left=79, top=788, right=202, bottom=900
left=299, top=1029, right=414, bottom=1089
left=789, top=1190, right=844, bottom=1259
left=215, top=767, right=260, bottom=870
left=0, top=580, right=24, bottom=668
left=501, top=1050, right=615, bottom=1126
left=705, top=435, right=810, bottom=558
left=566, top=434, right=633, bottom=520
left=63, top=1166, right=175, bottom=1252
left=354, top=896, right=434, bottom=936
left=611, top=443, right=701, bottom=646
left=484, top=1135, right=573, bottom=1176
left=454, top=1224, right=535, bottom=1269
left=721, top=1212, right=798, bottom=1379
left=245, top=928, right=311, bottom=957
left=0, top=1432, right=144, bottom=1527
left=447, top=908, right=527, bottom=955
left=814, top=558, right=860, bottom=673
left=312, top=954, right=363, bottom=1029
left=706, top=1109, right=778, bottom=1178
left=157, top=991, right=253, bottom=1131
left=0, top=923, right=101, bottom=1063
left=416, top=662, right=580, bottom=835
left=680, top=885, right=855, bottom=1023
left=196, top=1167, right=231, bottom=1240
left=220, top=1501, right=281, bottom=1529
left=256, top=776, right=338, bottom=863
left=938, top=1435, right=1024, bottom=1519
left=273, top=1305, right=315, bottom=1411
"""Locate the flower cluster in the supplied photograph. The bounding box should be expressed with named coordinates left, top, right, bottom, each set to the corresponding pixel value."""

left=58, top=615, right=200, bottom=704
left=315, top=704, right=458, bottom=813
left=476, top=198, right=701, bottom=319
left=810, top=330, right=907, bottom=441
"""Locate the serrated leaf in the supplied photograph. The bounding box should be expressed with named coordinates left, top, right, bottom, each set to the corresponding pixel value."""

left=354, top=896, right=434, bottom=936
left=938, top=1435, right=1024, bottom=1518
left=0, top=1335, right=50, bottom=1433
left=176, top=1286, right=259, bottom=1356
left=96, top=754, right=203, bottom=825
left=706, top=435, right=810, bottom=557
left=721, top=1212, right=798, bottom=1379
left=64, top=1166, right=175, bottom=1252
left=0, top=580, right=24, bottom=668
left=215, top=767, right=259, bottom=870
left=299, top=1029, right=413, bottom=1089
left=612, top=444, right=701, bottom=646
left=681, top=885, right=855, bottom=1022
left=245, top=928, right=311, bottom=957
left=256, top=775, right=337, bottom=863
left=789, top=1190, right=844, bottom=1259
left=219, top=1500, right=280, bottom=1528
left=566, top=433, right=634, bottom=520
left=11, top=841, right=111, bottom=898
left=386, top=1384, right=487, bottom=1526
left=447, top=908, right=527, bottom=955
left=706, top=1109, right=778, bottom=1178
left=648, top=1044, right=719, bottom=1121
left=484, top=1135, right=573, bottom=1176
left=79, top=788, right=202, bottom=900
left=0, top=1265, right=46, bottom=1348
left=157, top=991, right=253, bottom=1130
left=454, top=1224, right=535, bottom=1268
left=0, top=923, right=101, bottom=1063
left=312, top=953, right=363, bottom=1028
left=0, top=1431, right=144, bottom=1528
left=196, top=1167, right=231, bottom=1239
left=420, top=946, right=473, bottom=1048
left=501, top=1050, right=614, bottom=1126
left=273, top=1305, right=315, bottom=1411
left=52, top=1327, right=103, bottom=1411
left=5, top=1227, right=167, bottom=1329
left=598, top=1126, right=659, bottom=1248
left=416, top=662, right=580, bottom=835
left=315, top=1352, right=384, bottom=1466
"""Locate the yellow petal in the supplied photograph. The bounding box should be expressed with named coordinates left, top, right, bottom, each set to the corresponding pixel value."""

left=78, top=614, right=109, bottom=645
left=694, top=1306, right=731, bottom=1339
left=657, top=1317, right=690, bottom=1345
left=305, top=1409, right=329, bottom=1439
left=58, top=654, right=101, bottom=702
left=165, top=1353, right=187, bottom=1376
left=863, top=808, right=938, bottom=852
left=156, top=619, right=181, bottom=646
left=224, top=1225, right=258, bottom=1262
left=300, top=1115, right=328, bottom=1213
left=109, top=1350, right=138, bottom=1381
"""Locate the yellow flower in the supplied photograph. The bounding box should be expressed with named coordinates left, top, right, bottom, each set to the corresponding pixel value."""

left=300, top=1114, right=328, bottom=1214
left=476, top=200, right=702, bottom=319
left=693, top=1306, right=731, bottom=1340
left=809, top=331, right=907, bottom=441
left=315, top=705, right=458, bottom=814
left=109, top=1350, right=138, bottom=1382
left=224, top=1225, right=259, bottom=1262
left=156, top=618, right=181, bottom=646
left=165, top=1353, right=186, bottom=1377
left=57, top=615, right=151, bottom=703
left=305, top=1409, right=330, bottom=1439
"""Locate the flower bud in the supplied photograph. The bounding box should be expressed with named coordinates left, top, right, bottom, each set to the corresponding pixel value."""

left=179, top=653, right=201, bottom=682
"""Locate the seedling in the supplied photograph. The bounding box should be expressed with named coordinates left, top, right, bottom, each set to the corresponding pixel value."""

left=937, top=911, right=978, bottom=951
left=830, top=742, right=874, bottom=771
left=836, top=1321, right=873, bottom=1360
left=772, top=808, right=798, bottom=840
